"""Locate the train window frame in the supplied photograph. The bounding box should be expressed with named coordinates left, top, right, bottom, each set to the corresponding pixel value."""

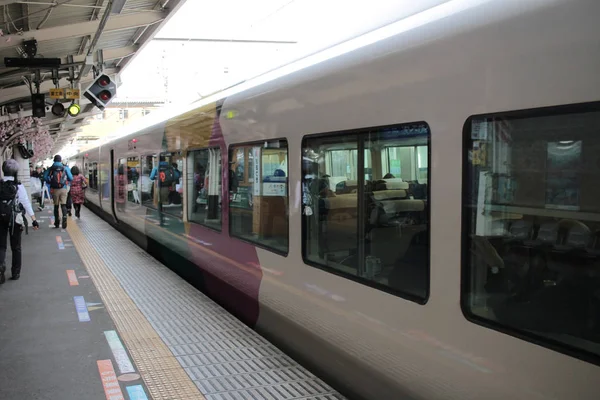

left=227, top=139, right=290, bottom=257
left=461, top=101, right=600, bottom=366
left=301, top=122, right=431, bottom=304
left=187, top=146, right=223, bottom=232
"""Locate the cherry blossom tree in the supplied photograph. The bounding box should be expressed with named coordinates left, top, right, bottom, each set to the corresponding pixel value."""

left=0, top=116, right=54, bottom=163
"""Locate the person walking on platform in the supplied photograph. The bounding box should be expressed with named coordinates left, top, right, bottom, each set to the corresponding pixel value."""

left=64, top=162, right=73, bottom=217
left=43, top=155, right=73, bottom=229
left=69, top=166, right=87, bottom=219
left=0, top=159, right=39, bottom=283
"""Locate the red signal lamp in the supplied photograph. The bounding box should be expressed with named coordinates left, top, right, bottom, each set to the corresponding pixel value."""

left=98, top=76, right=110, bottom=87
left=85, top=153, right=89, bottom=157
left=99, top=90, right=111, bottom=101
left=132, top=138, right=138, bottom=143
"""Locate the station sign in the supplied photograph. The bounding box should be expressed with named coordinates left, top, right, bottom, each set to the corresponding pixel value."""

left=49, top=88, right=64, bottom=99
left=65, top=88, right=80, bottom=100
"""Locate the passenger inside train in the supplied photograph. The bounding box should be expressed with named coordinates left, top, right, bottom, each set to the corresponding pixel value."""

left=302, top=123, right=430, bottom=300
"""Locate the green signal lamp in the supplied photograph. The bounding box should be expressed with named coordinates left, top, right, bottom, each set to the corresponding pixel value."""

left=68, top=103, right=81, bottom=117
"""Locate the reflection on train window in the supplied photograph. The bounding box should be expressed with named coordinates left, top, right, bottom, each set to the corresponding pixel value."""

left=188, top=148, right=222, bottom=230
left=100, top=154, right=110, bottom=201
left=116, top=158, right=127, bottom=211
left=463, top=106, right=600, bottom=358
left=141, top=155, right=155, bottom=208
left=88, top=162, right=98, bottom=190
left=149, top=152, right=183, bottom=217
left=302, top=123, right=430, bottom=301
left=229, top=140, right=289, bottom=253
left=126, top=156, right=140, bottom=205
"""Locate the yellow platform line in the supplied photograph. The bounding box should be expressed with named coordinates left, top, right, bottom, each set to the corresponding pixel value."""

left=67, top=221, right=205, bottom=400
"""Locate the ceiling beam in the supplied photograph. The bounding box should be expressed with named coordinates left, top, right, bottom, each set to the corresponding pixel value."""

left=65, top=46, right=137, bottom=64
left=0, top=11, right=166, bottom=50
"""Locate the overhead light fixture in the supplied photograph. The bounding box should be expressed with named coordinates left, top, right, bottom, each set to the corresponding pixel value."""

left=68, top=103, right=81, bottom=117
left=51, top=102, right=65, bottom=117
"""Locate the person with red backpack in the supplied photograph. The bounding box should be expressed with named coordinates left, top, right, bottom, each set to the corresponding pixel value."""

left=43, top=155, right=73, bottom=228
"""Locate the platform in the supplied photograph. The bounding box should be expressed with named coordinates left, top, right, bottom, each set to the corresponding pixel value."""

left=0, top=208, right=344, bottom=400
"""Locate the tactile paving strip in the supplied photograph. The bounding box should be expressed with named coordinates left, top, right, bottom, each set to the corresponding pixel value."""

left=72, top=212, right=344, bottom=400
left=67, top=220, right=206, bottom=400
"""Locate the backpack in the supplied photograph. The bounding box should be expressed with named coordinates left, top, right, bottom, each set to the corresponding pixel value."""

left=0, top=180, right=18, bottom=224
left=158, top=166, right=175, bottom=186
left=49, top=165, right=67, bottom=189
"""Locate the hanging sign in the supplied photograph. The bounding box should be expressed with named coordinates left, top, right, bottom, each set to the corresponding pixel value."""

left=252, top=147, right=261, bottom=196
left=49, top=88, right=64, bottom=99
left=65, top=88, right=80, bottom=100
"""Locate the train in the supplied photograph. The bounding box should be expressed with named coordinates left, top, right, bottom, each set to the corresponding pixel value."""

left=71, top=0, right=600, bottom=398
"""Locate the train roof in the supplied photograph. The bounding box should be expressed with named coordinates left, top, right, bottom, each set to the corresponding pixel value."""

left=73, top=0, right=553, bottom=157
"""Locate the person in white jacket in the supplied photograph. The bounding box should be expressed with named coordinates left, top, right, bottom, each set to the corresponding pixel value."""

left=0, top=159, right=39, bottom=283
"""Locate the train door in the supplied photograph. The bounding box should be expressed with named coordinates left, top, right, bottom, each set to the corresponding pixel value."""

left=109, top=149, right=119, bottom=223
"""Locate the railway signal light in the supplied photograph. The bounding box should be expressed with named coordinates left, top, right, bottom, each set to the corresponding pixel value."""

left=68, top=103, right=81, bottom=117
left=84, top=74, right=116, bottom=110
left=31, top=93, right=45, bottom=117
left=51, top=101, right=65, bottom=117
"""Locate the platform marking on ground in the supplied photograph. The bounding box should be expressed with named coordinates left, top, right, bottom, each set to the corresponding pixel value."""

left=66, top=270, right=79, bottom=286
left=56, top=236, right=64, bottom=249
left=118, top=373, right=141, bottom=382
left=97, top=360, right=125, bottom=400
left=104, top=330, right=135, bottom=374
left=73, top=296, right=90, bottom=322
left=126, top=385, right=149, bottom=400
left=67, top=221, right=206, bottom=400
left=86, top=302, right=104, bottom=311
left=78, top=275, right=90, bottom=279
left=104, top=331, right=135, bottom=374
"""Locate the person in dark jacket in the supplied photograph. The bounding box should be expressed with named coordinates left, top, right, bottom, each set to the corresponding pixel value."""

left=0, top=159, right=39, bottom=283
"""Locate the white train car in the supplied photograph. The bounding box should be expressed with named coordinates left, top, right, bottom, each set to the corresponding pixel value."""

left=72, top=0, right=600, bottom=398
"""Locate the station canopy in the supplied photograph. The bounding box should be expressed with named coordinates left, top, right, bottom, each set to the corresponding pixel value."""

left=0, top=0, right=185, bottom=155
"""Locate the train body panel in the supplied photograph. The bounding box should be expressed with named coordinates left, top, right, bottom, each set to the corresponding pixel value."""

left=73, top=0, right=600, bottom=398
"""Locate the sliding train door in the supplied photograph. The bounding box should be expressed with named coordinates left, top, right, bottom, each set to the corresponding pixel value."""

left=109, top=148, right=119, bottom=223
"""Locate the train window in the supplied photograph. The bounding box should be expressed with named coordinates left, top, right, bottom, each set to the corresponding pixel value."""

left=88, top=162, right=98, bottom=190
left=141, top=155, right=155, bottom=208
left=151, top=152, right=183, bottom=218
left=116, top=158, right=127, bottom=211
left=302, top=123, right=430, bottom=302
left=463, top=104, right=600, bottom=359
left=229, top=140, right=289, bottom=254
left=188, top=148, right=222, bottom=230
left=126, top=156, right=140, bottom=205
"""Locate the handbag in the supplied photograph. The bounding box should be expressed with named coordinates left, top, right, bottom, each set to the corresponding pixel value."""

left=80, top=176, right=88, bottom=189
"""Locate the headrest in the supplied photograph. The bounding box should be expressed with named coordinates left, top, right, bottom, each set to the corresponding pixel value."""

left=372, top=190, right=408, bottom=201
left=383, top=180, right=409, bottom=190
